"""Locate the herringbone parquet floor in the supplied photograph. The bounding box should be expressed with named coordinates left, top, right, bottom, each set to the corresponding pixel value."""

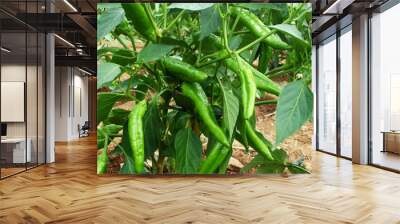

left=1, top=135, right=400, bottom=224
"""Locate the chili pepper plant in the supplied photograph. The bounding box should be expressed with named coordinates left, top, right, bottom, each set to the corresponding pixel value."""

left=97, top=3, right=313, bottom=175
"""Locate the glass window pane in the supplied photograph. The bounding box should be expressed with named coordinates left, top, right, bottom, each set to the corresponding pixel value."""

left=318, top=36, right=337, bottom=154
left=371, top=3, right=400, bottom=171
left=27, top=31, right=38, bottom=169
left=340, top=27, right=352, bottom=158
left=38, top=32, right=45, bottom=165
left=1, top=30, right=27, bottom=177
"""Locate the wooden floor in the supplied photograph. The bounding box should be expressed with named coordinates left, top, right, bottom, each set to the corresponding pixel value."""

left=0, top=136, right=400, bottom=224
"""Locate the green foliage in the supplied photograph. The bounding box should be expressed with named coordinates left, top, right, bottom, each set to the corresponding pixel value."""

left=97, top=93, right=127, bottom=124
left=97, top=3, right=312, bottom=175
left=98, top=62, right=122, bottom=88
left=168, top=3, right=214, bottom=11
left=97, top=7, right=125, bottom=40
left=174, top=128, right=202, bottom=174
left=137, top=44, right=176, bottom=63
left=275, top=80, right=313, bottom=144
left=220, top=83, right=239, bottom=140
left=199, top=6, right=221, bottom=40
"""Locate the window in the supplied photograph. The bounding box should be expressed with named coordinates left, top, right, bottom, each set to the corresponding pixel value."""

left=370, top=3, right=400, bottom=171
left=339, top=26, right=352, bottom=158
left=317, top=35, right=337, bottom=154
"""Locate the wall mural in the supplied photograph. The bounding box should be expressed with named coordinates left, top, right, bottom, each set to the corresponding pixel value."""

left=97, top=3, right=313, bottom=175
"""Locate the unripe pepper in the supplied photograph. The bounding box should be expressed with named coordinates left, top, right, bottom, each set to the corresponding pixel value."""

left=181, top=82, right=230, bottom=147
left=230, top=7, right=289, bottom=50
left=128, top=100, right=147, bottom=174
left=200, top=142, right=231, bottom=174
left=97, top=137, right=109, bottom=175
left=163, top=57, right=208, bottom=82
left=244, top=120, right=274, bottom=160
left=233, top=53, right=256, bottom=120
left=122, top=3, right=157, bottom=42
left=205, top=35, right=281, bottom=96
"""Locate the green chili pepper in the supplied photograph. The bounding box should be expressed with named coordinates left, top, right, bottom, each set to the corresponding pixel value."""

left=200, top=142, right=222, bottom=174
left=122, top=3, right=157, bottom=42
left=200, top=142, right=231, bottom=174
left=205, top=35, right=281, bottom=96
left=231, top=6, right=289, bottom=50
left=248, top=63, right=281, bottom=96
left=244, top=120, right=274, bottom=160
left=97, top=137, right=109, bottom=175
left=181, top=82, right=230, bottom=147
left=233, top=53, right=256, bottom=120
left=128, top=100, right=147, bottom=174
left=163, top=57, right=208, bottom=82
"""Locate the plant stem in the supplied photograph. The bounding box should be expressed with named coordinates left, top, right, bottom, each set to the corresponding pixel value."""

left=128, top=35, right=136, bottom=52
left=255, top=99, right=277, bottom=106
left=223, top=12, right=230, bottom=52
left=267, top=70, right=292, bottom=78
left=162, top=4, right=167, bottom=29
left=197, top=52, right=230, bottom=68
left=267, top=64, right=291, bottom=74
left=196, top=41, right=202, bottom=65
left=235, top=30, right=277, bottom=55
left=230, top=16, right=240, bottom=38
left=198, top=50, right=224, bottom=64
left=144, top=3, right=161, bottom=40
left=198, top=31, right=277, bottom=68
left=166, top=10, right=185, bottom=31
left=116, top=35, right=129, bottom=49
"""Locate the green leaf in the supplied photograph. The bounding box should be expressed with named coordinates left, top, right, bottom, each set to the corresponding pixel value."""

left=236, top=3, right=287, bottom=11
left=160, top=37, right=189, bottom=48
left=241, top=154, right=264, bottom=173
left=137, top=43, right=176, bottom=63
left=174, top=128, right=202, bottom=174
left=171, top=111, right=192, bottom=135
left=220, top=83, right=239, bottom=140
left=258, top=43, right=272, bottom=73
left=97, top=7, right=125, bottom=40
left=97, top=93, right=127, bottom=124
left=120, top=157, right=135, bottom=174
left=105, top=108, right=130, bottom=125
left=168, top=3, right=214, bottom=11
left=143, top=97, right=162, bottom=158
left=276, top=80, right=313, bottom=144
left=97, top=124, right=123, bottom=149
left=256, top=162, right=285, bottom=174
left=269, top=24, right=308, bottom=46
left=287, top=164, right=310, bottom=174
left=199, top=6, right=221, bottom=40
left=271, top=148, right=288, bottom=164
left=98, top=48, right=135, bottom=66
left=97, top=62, right=122, bottom=89
left=97, top=3, right=122, bottom=10
left=103, top=124, right=123, bottom=135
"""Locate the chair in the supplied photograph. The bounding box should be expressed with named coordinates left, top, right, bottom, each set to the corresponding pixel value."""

left=79, top=121, right=90, bottom=138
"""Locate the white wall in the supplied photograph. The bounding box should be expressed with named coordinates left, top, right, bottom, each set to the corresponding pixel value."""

left=54, top=66, right=89, bottom=141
